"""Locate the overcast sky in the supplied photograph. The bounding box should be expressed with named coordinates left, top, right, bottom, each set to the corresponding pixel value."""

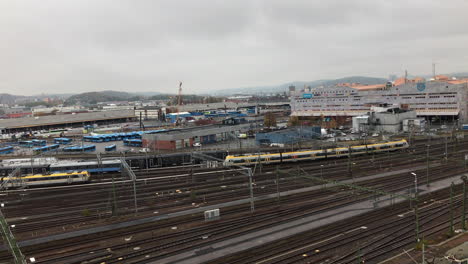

left=1, top=0, right=467, bottom=95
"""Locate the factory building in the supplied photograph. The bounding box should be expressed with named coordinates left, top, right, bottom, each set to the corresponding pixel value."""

left=402, top=118, right=427, bottom=132
left=142, top=123, right=252, bottom=150
left=291, top=76, right=468, bottom=127
left=352, top=106, right=417, bottom=133
left=135, top=107, right=161, bottom=120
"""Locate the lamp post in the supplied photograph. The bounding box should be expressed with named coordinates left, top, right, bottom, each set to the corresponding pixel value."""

left=462, top=176, right=467, bottom=230
left=426, top=145, right=430, bottom=187
left=411, top=172, right=418, bottom=199
left=351, top=162, right=356, bottom=183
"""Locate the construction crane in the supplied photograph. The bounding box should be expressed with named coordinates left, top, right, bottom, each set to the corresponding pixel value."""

left=177, top=81, right=183, bottom=108
left=175, top=81, right=183, bottom=126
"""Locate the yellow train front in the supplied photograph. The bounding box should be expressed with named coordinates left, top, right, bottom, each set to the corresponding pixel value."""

left=1, top=171, right=91, bottom=189
left=224, top=140, right=409, bottom=166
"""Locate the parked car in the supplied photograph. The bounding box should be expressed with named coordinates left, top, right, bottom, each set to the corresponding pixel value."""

left=270, top=143, right=285, bottom=148
left=139, top=148, right=150, bottom=153
left=237, top=134, right=248, bottom=139
left=193, top=142, right=202, bottom=147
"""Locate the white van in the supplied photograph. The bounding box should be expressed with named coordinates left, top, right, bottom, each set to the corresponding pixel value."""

left=270, top=143, right=285, bottom=148
left=237, top=134, right=248, bottom=139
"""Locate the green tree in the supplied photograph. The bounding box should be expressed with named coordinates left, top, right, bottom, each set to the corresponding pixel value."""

left=288, top=116, right=300, bottom=126
left=264, top=112, right=277, bottom=128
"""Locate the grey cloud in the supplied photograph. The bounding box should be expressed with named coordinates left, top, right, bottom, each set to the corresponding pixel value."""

left=0, top=0, right=467, bottom=95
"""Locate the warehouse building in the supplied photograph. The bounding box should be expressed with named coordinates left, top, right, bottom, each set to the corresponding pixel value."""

left=0, top=110, right=136, bottom=134
left=352, top=106, right=417, bottom=133
left=142, top=123, right=252, bottom=150
left=135, top=107, right=161, bottom=120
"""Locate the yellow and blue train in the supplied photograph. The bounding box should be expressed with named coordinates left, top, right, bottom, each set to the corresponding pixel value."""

left=224, top=139, right=409, bottom=166
left=1, top=171, right=91, bottom=189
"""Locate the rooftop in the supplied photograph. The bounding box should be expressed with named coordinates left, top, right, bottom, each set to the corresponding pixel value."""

left=335, top=76, right=468, bottom=91
left=0, top=110, right=135, bottom=130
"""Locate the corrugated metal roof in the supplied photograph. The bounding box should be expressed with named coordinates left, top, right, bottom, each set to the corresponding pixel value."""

left=0, top=110, right=135, bottom=129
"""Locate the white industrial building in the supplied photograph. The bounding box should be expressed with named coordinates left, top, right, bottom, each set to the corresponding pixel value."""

left=291, top=76, right=468, bottom=126
left=352, top=106, right=417, bottom=133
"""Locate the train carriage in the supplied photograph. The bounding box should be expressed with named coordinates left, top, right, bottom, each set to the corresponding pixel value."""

left=1, top=171, right=90, bottom=188
left=50, top=159, right=121, bottom=174
left=224, top=140, right=409, bottom=166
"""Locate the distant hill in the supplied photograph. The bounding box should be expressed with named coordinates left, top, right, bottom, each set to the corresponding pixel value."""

left=64, top=90, right=142, bottom=105
left=36, top=93, right=75, bottom=99
left=211, top=76, right=388, bottom=95
left=132, top=91, right=162, bottom=96
left=451, top=72, right=468, bottom=79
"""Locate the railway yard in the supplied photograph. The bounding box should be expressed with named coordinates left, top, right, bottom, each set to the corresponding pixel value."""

left=0, top=136, right=467, bottom=263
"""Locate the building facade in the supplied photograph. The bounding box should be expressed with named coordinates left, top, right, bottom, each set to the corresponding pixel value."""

left=290, top=78, right=468, bottom=126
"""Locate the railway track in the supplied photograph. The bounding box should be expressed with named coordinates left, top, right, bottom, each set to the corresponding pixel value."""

left=4, top=157, right=466, bottom=263
left=206, top=186, right=467, bottom=264
left=0, top=138, right=466, bottom=263
left=1, top=139, right=466, bottom=236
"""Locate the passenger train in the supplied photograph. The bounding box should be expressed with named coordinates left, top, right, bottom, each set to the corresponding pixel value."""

left=1, top=171, right=90, bottom=189
left=50, top=159, right=122, bottom=173
left=224, top=140, right=409, bottom=166
left=0, top=150, right=228, bottom=176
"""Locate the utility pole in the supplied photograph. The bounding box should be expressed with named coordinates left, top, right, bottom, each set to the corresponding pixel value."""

left=411, top=172, right=420, bottom=242
left=247, top=168, right=255, bottom=213
left=111, top=170, right=117, bottom=216
left=465, top=153, right=467, bottom=170
left=444, top=136, right=448, bottom=162
left=0, top=210, right=26, bottom=264
left=422, top=242, right=426, bottom=264
left=132, top=169, right=138, bottom=213
left=357, top=247, right=363, bottom=263
left=462, top=176, right=467, bottom=230
left=276, top=165, right=280, bottom=202
left=190, top=166, right=194, bottom=184
left=426, top=145, right=430, bottom=186
left=449, top=182, right=454, bottom=236
left=347, top=146, right=352, bottom=174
